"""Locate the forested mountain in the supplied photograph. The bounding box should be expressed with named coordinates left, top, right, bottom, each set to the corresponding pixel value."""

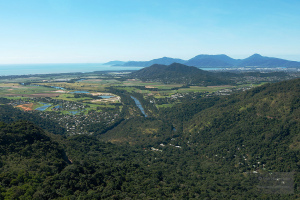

left=184, top=54, right=238, bottom=67
left=185, top=54, right=300, bottom=68
left=182, top=78, right=300, bottom=172
left=0, top=121, right=69, bottom=199
left=0, top=79, right=299, bottom=199
left=238, top=53, right=300, bottom=67
left=107, top=54, right=300, bottom=68
left=116, top=57, right=186, bottom=67
left=130, top=63, right=231, bottom=85
left=161, top=78, right=300, bottom=181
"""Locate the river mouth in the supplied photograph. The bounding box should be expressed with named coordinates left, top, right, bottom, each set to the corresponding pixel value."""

left=130, top=96, right=147, bottom=117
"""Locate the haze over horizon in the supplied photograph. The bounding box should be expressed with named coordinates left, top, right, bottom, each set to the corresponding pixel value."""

left=0, top=0, right=300, bottom=64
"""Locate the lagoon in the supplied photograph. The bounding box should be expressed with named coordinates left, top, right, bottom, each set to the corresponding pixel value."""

left=70, top=91, right=89, bottom=94
left=99, top=95, right=114, bottom=99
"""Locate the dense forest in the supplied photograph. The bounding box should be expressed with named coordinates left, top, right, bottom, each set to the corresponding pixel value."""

left=0, top=79, right=299, bottom=199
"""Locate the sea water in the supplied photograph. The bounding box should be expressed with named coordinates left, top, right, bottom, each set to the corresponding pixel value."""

left=0, top=63, right=226, bottom=76
left=0, top=63, right=143, bottom=76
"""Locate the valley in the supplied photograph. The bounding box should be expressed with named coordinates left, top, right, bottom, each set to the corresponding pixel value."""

left=2, top=0, right=300, bottom=198
left=0, top=69, right=282, bottom=136
left=0, top=66, right=299, bottom=199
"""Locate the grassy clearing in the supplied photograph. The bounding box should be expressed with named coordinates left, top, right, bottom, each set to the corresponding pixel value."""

left=157, top=104, right=175, bottom=108
left=121, top=80, right=163, bottom=86
left=0, top=77, right=45, bottom=83
left=120, top=80, right=183, bottom=89
left=0, top=83, right=21, bottom=87
left=154, top=85, right=182, bottom=89
left=82, top=79, right=121, bottom=85
left=53, top=94, right=93, bottom=102
left=136, top=90, right=152, bottom=94
left=53, top=94, right=74, bottom=101
left=84, top=103, right=116, bottom=109
left=0, top=84, right=57, bottom=97
left=177, top=86, right=234, bottom=93
left=33, top=102, right=44, bottom=109
left=5, top=96, right=29, bottom=100
left=237, top=82, right=267, bottom=88
left=39, top=82, right=108, bottom=92
left=153, top=91, right=176, bottom=97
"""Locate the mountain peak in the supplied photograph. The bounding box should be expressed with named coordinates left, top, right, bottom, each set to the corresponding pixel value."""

left=185, top=54, right=236, bottom=67
left=249, top=53, right=263, bottom=58
left=130, top=63, right=230, bottom=86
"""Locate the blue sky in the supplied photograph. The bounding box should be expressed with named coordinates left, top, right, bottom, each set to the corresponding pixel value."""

left=0, top=0, right=300, bottom=64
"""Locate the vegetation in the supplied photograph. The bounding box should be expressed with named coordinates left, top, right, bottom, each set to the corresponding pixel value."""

left=130, top=63, right=231, bottom=86
left=0, top=70, right=299, bottom=199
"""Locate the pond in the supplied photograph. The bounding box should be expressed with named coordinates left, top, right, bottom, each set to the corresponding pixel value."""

left=69, top=110, right=81, bottom=115
left=50, top=86, right=65, bottom=90
left=70, top=91, right=89, bottom=94
left=35, top=103, right=52, bottom=111
left=99, top=95, right=114, bottom=99
left=130, top=96, right=147, bottom=117
left=53, top=105, right=61, bottom=109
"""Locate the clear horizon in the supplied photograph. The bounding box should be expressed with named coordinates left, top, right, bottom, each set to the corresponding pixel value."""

left=0, top=0, right=300, bottom=64
left=1, top=53, right=300, bottom=65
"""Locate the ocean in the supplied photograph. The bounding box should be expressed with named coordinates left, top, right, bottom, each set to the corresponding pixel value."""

left=0, top=63, right=143, bottom=76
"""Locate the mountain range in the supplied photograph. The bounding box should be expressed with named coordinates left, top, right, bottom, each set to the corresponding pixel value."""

left=105, top=54, right=300, bottom=68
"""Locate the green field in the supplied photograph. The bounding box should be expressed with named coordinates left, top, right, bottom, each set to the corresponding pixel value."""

left=0, top=84, right=57, bottom=96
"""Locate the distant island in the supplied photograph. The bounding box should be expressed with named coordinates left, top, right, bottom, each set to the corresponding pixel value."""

left=104, top=54, right=300, bottom=68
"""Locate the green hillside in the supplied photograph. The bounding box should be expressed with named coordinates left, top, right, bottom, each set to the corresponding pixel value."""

left=0, top=121, right=68, bottom=199
left=183, top=79, right=299, bottom=171
left=130, top=63, right=231, bottom=86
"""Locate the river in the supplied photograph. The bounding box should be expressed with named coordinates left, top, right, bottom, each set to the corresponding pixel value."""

left=130, top=96, right=147, bottom=117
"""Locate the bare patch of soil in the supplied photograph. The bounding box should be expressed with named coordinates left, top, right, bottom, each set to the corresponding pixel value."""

left=16, top=103, right=34, bottom=111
